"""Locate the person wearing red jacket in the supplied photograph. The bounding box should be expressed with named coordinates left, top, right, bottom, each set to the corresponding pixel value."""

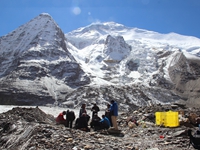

left=56, top=111, right=67, bottom=126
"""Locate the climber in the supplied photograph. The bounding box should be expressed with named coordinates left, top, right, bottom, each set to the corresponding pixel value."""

left=56, top=111, right=67, bottom=126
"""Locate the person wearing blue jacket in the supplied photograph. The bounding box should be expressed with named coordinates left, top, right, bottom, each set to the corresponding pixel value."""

left=99, top=115, right=111, bottom=129
left=110, top=100, right=118, bottom=130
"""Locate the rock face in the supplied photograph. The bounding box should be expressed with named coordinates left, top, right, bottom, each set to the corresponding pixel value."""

left=103, top=35, right=131, bottom=62
left=168, top=52, right=200, bottom=106
left=0, top=105, right=199, bottom=150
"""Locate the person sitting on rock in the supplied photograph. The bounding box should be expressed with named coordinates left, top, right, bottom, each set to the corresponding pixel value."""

left=75, top=113, right=90, bottom=132
left=66, top=110, right=76, bottom=128
left=99, top=115, right=111, bottom=130
left=90, top=113, right=101, bottom=130
left=105, top=104, right=112, bottom=127
left=79, top=103, right=90, bottom=124
left=56, top=111, right=67, bottom=126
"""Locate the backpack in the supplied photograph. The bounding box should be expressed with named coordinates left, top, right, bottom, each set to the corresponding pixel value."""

left=188, top=129, right=200, bottom=150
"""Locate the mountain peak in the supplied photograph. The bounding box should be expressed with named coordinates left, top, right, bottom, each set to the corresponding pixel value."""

left=90, top=21, right=125, bottom=27
left=67, top=21, right=129, bottom=36
left=88, top=21, right=129, bottom=31
left=102, top=21, right=126, bottom=27
left=35, top=13, right=56, bottom=23
left=0, top=12, right=76, bottom=78
left=39, top=13, right=51, bottom=17
left=31, top=13, right=57, bottom=27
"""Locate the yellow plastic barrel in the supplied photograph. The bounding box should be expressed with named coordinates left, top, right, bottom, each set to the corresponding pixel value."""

left=155, top=111, right=179, bottom=127
left=155, top=112, right=166, bottom=126
left=165, top=111, right=179, bottom=127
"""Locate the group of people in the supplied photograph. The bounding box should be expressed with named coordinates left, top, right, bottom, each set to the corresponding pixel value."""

left=55, top=100, right=119, bottom=131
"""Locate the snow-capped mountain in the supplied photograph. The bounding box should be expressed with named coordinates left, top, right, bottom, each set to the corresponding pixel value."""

left=0, top=13, right=90, bottom=105
left=1, top=13, right=200, bottom=109
left=65, top=21, right=200, bottom=108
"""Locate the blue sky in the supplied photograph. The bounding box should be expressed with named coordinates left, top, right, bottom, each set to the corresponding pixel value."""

left=1, top=0, right=200, bottom=38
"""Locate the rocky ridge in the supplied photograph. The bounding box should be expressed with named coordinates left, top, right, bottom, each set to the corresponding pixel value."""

left=0, top=104, right=199, bottom=150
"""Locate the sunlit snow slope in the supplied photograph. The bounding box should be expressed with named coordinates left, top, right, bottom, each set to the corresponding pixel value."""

left=65, top=22, right=200, bottom=85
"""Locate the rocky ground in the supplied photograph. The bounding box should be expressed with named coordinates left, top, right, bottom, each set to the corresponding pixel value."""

left=0, top=104, right=200, bottom=150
